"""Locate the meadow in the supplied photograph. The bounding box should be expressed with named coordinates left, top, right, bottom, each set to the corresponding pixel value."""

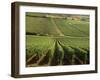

left=26, top=12, right=89, bottom=67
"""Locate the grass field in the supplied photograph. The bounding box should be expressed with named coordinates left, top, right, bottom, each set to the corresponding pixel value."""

left=26, top=12, right=89, bottom=67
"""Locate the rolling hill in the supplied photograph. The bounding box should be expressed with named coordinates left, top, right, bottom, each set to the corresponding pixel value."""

left=26, top=12, right=89, bottom=67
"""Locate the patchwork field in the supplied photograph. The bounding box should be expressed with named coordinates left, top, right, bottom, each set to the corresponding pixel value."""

left=26, top=12, right=89, bottom=67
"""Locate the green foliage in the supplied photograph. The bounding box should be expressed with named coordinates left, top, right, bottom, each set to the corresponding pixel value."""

left=26, top=16, right=60, bottom=36
left=26, top=13, right=89, bottom=67
left=53, top=18, right=89, bottom=37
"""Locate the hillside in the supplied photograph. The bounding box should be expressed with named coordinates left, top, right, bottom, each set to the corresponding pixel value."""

left=26, top=12, right=89, bottom=37
left=26, top=12, right=89, bottom=67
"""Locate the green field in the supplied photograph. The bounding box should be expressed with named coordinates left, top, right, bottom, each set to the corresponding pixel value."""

left=26, top=12, right=89, bottom=67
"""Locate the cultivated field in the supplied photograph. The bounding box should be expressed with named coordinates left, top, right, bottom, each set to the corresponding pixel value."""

left=26, top=12, right=89, bottom=67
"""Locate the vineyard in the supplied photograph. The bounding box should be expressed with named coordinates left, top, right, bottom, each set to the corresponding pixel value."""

left=26, top=12, right=89, bottom=67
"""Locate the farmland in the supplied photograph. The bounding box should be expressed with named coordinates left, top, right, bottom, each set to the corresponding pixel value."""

left=26, top=12, right=89, bottom=67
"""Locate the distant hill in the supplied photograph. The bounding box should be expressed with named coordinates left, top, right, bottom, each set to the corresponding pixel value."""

left=26, top=12, right=89, bottom=37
